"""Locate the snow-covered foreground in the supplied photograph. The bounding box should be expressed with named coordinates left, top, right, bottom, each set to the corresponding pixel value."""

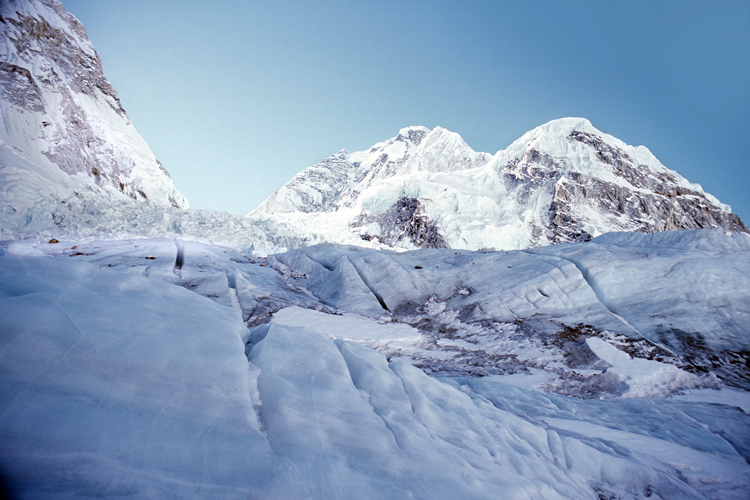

left=0, top=230, right=748, bottom=499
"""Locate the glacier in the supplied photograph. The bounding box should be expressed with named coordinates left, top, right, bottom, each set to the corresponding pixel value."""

left=1, top=1, right=749, bottom=498
left=0, top=232, right=748, bottom=499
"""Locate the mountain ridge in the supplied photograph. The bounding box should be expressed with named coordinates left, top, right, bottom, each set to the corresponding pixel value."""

left=249, top=118, right=746, bottom=252
left=0, top=0, right=188, bottom=217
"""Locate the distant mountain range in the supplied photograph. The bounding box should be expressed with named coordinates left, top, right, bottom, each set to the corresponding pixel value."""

left=251, top=120, right=747, bottom=251
left=0, top=0, right=747, bottom=253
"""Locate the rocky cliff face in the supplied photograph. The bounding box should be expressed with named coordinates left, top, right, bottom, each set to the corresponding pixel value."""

left=250, top=118, right=747, bottom=251
left=0, top=0, right=188, bottom=212
left=356, top=197, right=449, bottom=249
left=543, top=130, right=746, bottom=245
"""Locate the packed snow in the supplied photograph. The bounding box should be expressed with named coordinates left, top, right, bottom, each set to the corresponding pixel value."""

left=0, top=230, right=748, bottom=499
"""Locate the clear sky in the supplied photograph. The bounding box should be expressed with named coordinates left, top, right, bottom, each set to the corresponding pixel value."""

left=62, top=0, right=750, bottom=222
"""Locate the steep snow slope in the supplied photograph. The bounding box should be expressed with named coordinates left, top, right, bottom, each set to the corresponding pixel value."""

left=0, top=0, right=188, bottom=223
left=1, top=231, right=748, bottom=499
left=250, top=119, right=746, bottom=251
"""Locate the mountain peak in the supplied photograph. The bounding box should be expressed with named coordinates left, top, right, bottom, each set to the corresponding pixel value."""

left=502, top=117, right=603, bottom=158
left=396, top=125, right=431, bottom=140
left=528, top=116, right=596, bottom=135
left=503, top=118, right=668, bottom=177
left=249, top=119, right=747, bottom=251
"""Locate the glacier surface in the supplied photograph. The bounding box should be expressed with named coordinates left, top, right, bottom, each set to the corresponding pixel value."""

left=1, top=2, right=749, bottom=499
left=0, top=230, right=748, bottom=499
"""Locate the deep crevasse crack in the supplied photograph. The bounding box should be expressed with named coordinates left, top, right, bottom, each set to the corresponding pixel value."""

left=346, top=256, right=390, bottom=311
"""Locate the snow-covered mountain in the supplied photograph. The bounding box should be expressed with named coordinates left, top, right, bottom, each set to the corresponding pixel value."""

left=0, top=2, right=748, bottom=498
left=0, top=0, right=188, bottom=229
left=250, top=120, right=747, bottom=251
left=0, top=0, right=291, bottom=252
left=2, top=0, right=746, bottom=257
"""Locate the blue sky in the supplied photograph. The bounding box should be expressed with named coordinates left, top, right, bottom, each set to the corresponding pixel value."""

left=63, top=0, right=750, bottom=222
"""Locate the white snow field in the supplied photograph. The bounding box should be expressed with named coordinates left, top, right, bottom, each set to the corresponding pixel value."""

left=1, top=230, right=748, bottom=499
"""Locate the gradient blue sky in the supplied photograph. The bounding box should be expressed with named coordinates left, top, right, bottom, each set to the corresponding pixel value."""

left=62, top=0, right=750, bottom=222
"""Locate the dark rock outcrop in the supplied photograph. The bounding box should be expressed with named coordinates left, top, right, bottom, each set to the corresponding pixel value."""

left=358, top=197, right=449, bottom=249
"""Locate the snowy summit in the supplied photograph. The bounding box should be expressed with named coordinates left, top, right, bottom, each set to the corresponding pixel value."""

left=250, top=118, right=747, bottom=252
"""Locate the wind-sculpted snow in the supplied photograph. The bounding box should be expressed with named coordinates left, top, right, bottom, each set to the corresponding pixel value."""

left=2, top=238, right=748, bottom=499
